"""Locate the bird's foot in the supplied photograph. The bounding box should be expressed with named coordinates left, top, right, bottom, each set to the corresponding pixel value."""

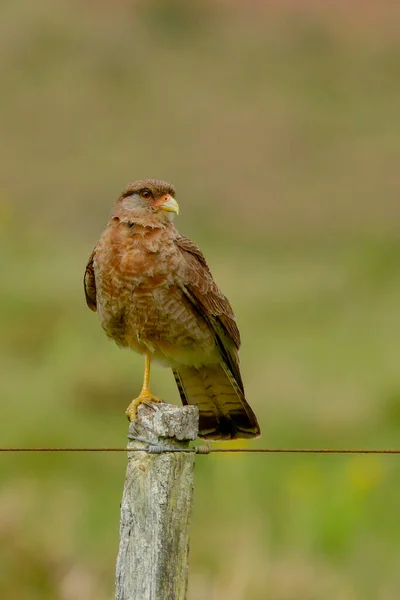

left=125, top=392, right=163, bottom=422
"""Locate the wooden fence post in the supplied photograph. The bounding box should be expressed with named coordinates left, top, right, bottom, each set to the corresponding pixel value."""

left=115, top=402, right=199, bottom=600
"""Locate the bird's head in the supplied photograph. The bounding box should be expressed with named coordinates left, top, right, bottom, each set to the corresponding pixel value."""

left=113, top=179, right=179, bottom=225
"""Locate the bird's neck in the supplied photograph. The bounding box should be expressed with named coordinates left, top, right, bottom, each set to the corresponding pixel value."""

left=109, top=214, right=177, bottom=242
left=111, top=208, right=174, bottom=230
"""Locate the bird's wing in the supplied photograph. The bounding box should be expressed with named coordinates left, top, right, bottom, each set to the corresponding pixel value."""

left=175, top=235, right=243, bottom=391
left=84, top=248, right=97, bottom=312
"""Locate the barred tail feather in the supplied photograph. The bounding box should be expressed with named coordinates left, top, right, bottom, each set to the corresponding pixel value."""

left=172, top=364, right=260, bottom=440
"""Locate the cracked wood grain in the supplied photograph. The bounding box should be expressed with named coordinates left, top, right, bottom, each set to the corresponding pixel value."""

left=115, top=403, right=199, bottom=600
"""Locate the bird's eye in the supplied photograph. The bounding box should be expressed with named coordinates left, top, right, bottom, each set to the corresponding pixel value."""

left=140, top=189, right=152, bottom=200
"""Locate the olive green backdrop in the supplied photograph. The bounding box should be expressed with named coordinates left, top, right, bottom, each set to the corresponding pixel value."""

left=1, top=2, right=400, bottom=598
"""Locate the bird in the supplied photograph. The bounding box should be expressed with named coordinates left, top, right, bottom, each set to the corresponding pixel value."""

left=84, top=179, right=260, bottom=440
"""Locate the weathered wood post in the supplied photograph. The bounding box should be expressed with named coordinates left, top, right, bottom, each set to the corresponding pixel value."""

left=115, top=402, right=199, bottom=600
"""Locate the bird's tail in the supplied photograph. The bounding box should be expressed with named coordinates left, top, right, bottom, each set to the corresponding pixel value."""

left=172, top=363, right=260, bottom=440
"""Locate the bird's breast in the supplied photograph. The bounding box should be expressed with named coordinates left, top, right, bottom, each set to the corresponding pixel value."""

left=93, top=222, right=216, bottom=364
left=96, top=224, right=171, bottom=287
left=94, top=224, right=176, bottom=340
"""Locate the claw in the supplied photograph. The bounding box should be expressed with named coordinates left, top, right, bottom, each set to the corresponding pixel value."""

left=126, top=352, right=162, bottom=421
left=125, top=393, right=163, bottom=422
left=142, top=401, right=158, bottom=412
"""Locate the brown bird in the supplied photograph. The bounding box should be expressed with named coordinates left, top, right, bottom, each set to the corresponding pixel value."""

left=84, top=179, right=260, bottom=439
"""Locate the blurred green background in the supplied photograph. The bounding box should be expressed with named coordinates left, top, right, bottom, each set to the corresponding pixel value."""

left=2, top=1, right=400, bottom=598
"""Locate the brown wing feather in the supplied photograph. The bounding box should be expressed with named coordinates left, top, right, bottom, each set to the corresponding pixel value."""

left=175, top=236, right=240, bottom=347
left=175, top=235, right=244, bottom=392
left=84, top=248, right=97, bottom=312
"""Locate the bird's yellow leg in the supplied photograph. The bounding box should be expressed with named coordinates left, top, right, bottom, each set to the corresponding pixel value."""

left=125, top=352, right=162, bottom=421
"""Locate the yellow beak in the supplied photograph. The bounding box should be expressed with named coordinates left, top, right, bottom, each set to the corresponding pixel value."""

left=159, top=196, right=180, bottom=215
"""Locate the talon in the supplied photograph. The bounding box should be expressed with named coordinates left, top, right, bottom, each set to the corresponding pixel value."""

left=126, top=352, right=162, bottom=421
left=125, top=393, right=162, bottom=422
left=143, top=400, right=163, bottom=412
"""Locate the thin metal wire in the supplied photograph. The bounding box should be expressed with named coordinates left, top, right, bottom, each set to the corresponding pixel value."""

left=0, top=448, right=128, bottom=452
left=1, top=447, right=400, bottom=454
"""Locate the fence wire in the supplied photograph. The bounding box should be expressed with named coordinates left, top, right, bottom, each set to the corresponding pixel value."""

left=1, top=447, right=400, bottom=454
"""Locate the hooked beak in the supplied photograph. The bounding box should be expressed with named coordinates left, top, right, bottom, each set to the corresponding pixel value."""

left=158, top=194, right=180, bottom=215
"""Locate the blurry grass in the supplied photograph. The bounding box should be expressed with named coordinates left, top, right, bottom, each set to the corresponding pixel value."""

left=2, top=0, right=400, bottom=598
left=2, top=0, right=400, bottom=240
left=2, top=220, right=400, bottom=599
